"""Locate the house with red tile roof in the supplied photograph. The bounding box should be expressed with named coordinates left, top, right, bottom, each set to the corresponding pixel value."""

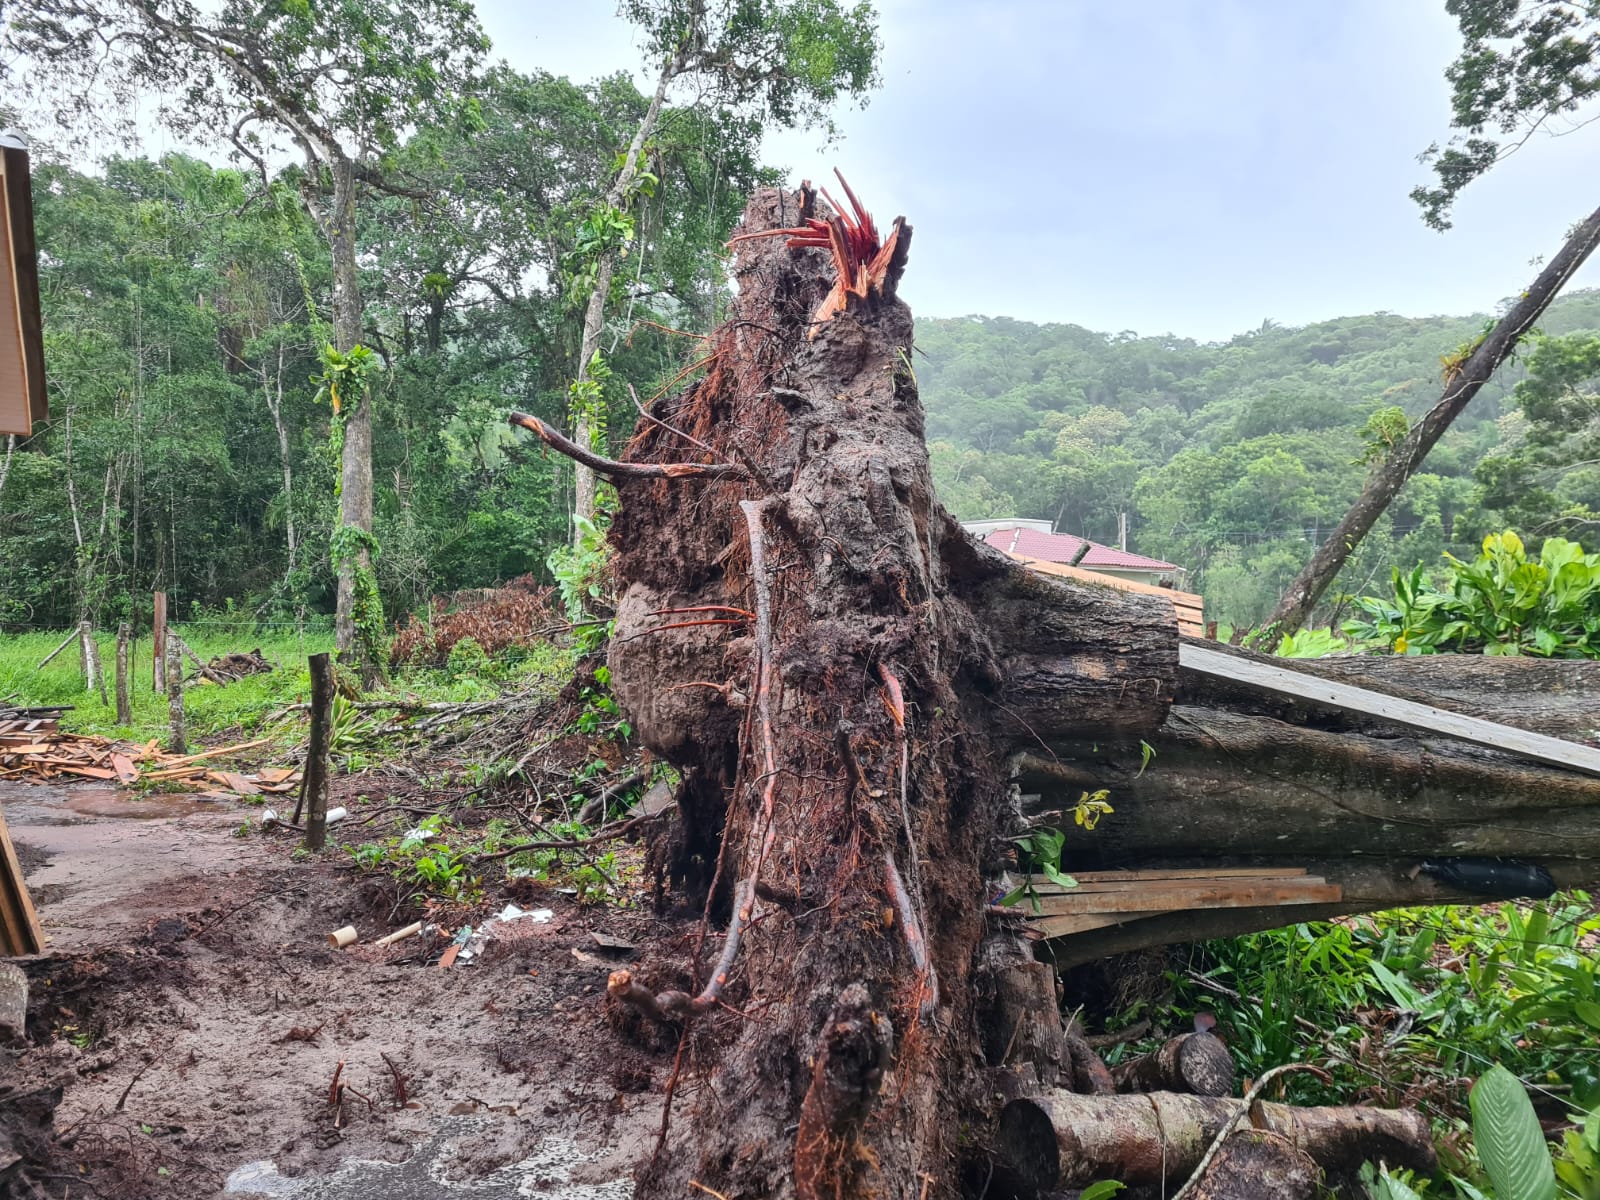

left=968, top=521, right=1182, bottom=589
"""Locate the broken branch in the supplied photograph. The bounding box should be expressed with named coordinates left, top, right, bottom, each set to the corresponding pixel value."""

left=507, top=411, right=746, bottom=481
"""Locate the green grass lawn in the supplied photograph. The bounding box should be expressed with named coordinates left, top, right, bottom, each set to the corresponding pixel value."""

left=0, top=626, right=335, bottom=744
left=0, top=625, right=578, bottom=751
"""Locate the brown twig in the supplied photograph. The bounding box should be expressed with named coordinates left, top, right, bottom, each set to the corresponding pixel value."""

left=327, top=1060, right=346, bottom=1108
left=115, top=1054, right=160, bottom=1111
left=507, top=411, right=746, bottom=481
left=689, top=1182, right=734, bottom=1200
left=380, top=1053, right=408, bottom=1108
left=885, top=851, right=939, bottom=1019
left=469, top=818, right=643, bottom=864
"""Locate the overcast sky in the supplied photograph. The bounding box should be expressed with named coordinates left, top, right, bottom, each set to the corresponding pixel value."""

left=475, top=0, right=1600, bottom=343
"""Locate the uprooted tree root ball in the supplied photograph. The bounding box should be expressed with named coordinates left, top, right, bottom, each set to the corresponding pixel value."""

left=514, top=179, right=1179, bottom=1200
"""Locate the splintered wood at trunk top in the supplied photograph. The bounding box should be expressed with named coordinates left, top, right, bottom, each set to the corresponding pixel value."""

left=583, top=183, right=1178, bottom=1200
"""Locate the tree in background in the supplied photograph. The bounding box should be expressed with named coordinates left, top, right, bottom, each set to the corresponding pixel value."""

left=10, top=0, right=488, bottom=678
left=566, top=0, right=883, bottom=533
left=1260, top=0, right=1600, bottom=642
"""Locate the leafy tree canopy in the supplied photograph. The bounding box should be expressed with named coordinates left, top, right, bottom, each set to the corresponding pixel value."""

left=1415, top=0, right=1600, bottom=228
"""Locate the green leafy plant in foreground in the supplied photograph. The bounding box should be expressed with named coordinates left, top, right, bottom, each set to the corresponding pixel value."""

left=1346, top=530, right=1600, bottom=657
left=1470, top=1065, right=1558, bottom=1200
left=1002, top=789, right=1114, bottom=912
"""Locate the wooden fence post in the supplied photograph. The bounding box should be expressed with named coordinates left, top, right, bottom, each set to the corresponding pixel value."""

left=165, top=637, right=186, bottom=754
left=152, top=591, right=167, bottom=693
left=300, top=652, right=333, bottom=851
left=80, top=617, right=107, bottom=706
left=115, top=622, right=132, bottom=726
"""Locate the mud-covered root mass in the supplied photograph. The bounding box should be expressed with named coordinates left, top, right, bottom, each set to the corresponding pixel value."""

left=589, top=180, right=1177, bottom=1200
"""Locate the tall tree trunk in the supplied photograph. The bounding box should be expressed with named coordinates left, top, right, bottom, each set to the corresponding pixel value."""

left=593, top=185, right=1178, bottom=1200
left=1262, top=198, right=1600, bottom=642
left=0, top=435, right=13, bottom=511
left=569, top=9, right=699, bottom=539
left=326, top=157, right=375, bottom=678
left=263, top=342, right=297, bottom=577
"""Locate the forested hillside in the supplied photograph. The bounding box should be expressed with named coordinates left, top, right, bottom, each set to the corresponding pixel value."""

left=920, top=293, right=1600, bottom=625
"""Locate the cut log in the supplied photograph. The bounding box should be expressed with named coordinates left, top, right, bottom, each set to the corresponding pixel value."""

left=979, top=937, right=1068, bottom=1084
left=1188, top=1128, right=1319, bottom=1200
left=1111, top=1031, right=1233, bottom=1097
left=997, top=1090, right=1435, bottom=1194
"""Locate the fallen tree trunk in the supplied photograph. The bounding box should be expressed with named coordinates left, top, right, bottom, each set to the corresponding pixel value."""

left=1010, top=648, right=1600, bottom=962
left=1187, top=1129, right=1320, bottom=1200
left=997, top=1090, right=1436, bottom=1194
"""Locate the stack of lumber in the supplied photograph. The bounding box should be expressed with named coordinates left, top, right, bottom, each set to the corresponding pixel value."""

left=0, top=732, right=298, bottom=796
left=1006, top=867, right=1341, bottom=941
left=0, top=704, right=69, bottom=743
left=1000, top=551, right=1206, bottom=638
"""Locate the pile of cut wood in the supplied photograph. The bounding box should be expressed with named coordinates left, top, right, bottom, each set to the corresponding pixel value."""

left=984, top=941, right=1436, bottom=1198
left=0, top=704, right=69, bottom=742
left=188, top=648, right=274, bottom=686
left=0, top=730, right=297, bottom=797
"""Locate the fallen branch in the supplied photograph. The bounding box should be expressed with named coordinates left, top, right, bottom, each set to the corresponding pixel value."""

left=508, top=411, right=747, bottom=481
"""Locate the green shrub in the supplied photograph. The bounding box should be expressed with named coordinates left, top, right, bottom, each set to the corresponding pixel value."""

left=1346, top=530, right=1600, bottom=657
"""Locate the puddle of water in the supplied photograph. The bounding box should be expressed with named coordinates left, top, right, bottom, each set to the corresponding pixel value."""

left=224, top=1126, right=632, bottom=1200
left=65, top=788, right=226, bottom=820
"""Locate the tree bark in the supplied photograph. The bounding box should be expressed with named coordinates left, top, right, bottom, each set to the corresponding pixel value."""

left=1263, top=197, right=1600, bottom=641
left=165, top=637, right=185, bottom=755
left=114, top=622, right=131, bottom=726
left=593, top=185, right=1179, bottom=1200
left=263, top=341, right=296, bottom=579
left=1187, top=1129, right=1320, bottom=1200
left=300, top=652, right=333, bottom=851
left=326, top=156, right=376, bottom=681
left=997, top=1090, right=1435, bottom=1194
left=1012, top=647, right=1600, bottom=965
left=569, top=5, right=701, bottom=537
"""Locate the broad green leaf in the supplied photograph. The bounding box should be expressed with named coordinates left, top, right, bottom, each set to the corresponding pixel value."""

left=1574, top=1000, right=1600, bottom=1030
left=1078, top=1183, right=1126, bottom=1200
left=1469, top=1065, right=1557, bottom=1200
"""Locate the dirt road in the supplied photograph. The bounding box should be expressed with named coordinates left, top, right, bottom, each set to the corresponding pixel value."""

left=5, top=779, right=666, bottom=1199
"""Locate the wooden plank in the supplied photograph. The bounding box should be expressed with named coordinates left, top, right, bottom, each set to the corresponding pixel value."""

left=110, top=753, right=137, bottom=785
left=1023, top=868, right=1310, bottom=894
left=221, top=772, right=260, bottom=796
left=0, top=804, right=43, bottom=955
left=1008, top=553, right=1200, bottom=605
left=153, top=737, right=272, bottom=769
left=1026, top=911, right=1170, bottom=939
left=55, top=765, right=117, bottom=780
left=1055, top=868, right=1310, bottom=883
left=1025, top=879, right=1342, bottom=917
left=1180, top=641, right=1600, bottom=779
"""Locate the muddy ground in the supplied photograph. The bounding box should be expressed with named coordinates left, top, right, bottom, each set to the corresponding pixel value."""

left=3, top=776, right=687, bottom=1199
